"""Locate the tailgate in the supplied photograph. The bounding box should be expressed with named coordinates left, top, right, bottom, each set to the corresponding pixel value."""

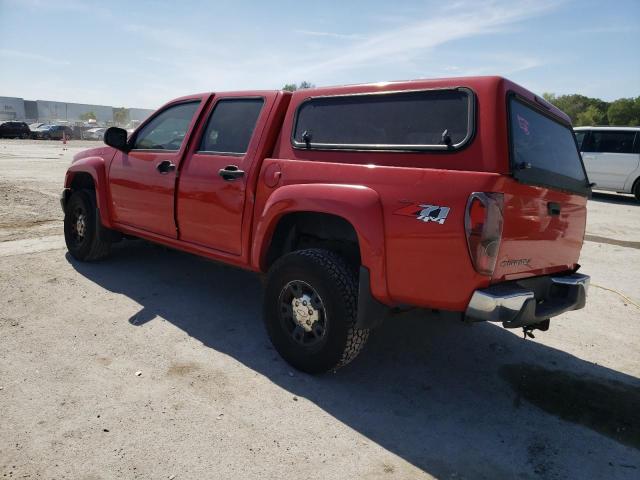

left=494, top=94, right=590, bottom=282
left=493, top=181, right=587, bottom=282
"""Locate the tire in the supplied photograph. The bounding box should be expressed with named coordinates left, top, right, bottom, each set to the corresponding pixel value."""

left=263, top=248, right=369, bottom=374
left=634, top=179, right=640, bottom=202
left=64, top=190, right=111, bottom=261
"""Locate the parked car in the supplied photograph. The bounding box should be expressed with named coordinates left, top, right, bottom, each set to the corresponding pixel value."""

left=575, top=126, right=640, bottom=200
left=0, top=121, right=31, bottom=139
left=29, top=122, right=46, bottom=131
left=61, top=76, right=591, bottom=373
left=83, top=127, right=107, bottom=140
left=34, top=125, right=74, bottom=140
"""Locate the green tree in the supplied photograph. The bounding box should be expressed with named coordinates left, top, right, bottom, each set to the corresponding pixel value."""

left=575, top=105, right=606, bottom=126
left=542, top=93, right=608, bottom=125
left=282, top=81, right=316, bottom=92
left=79, top=111, right=96, bottom=121
left=113, top=107, right=130, bottom=126
left=607, top=97, right=640, bottom=126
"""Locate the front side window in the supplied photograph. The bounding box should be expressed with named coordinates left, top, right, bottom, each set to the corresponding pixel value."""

left=132, top=101, right=200, bottom=151
left=583, top=131, right=635, bottom=154
left=292, top=88, right=473, bottom=151
left=199, top=98, right=264, bottom=154
left=509, top=97, right=589, bottom=195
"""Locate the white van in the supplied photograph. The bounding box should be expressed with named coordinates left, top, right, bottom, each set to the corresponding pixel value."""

left=575, top=126, right=640, bottom=200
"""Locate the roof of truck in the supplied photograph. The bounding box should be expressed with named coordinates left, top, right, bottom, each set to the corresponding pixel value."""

left=156, top=76, right=571, bottom=125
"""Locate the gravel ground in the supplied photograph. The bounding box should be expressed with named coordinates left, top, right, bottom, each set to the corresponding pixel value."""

left=0, top=139, right=638, bottom=479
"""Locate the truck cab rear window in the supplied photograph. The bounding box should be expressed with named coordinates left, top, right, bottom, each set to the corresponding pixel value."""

left=509, top=97, right=589, bottom=195
left=292, top=89, right=473, bottom=151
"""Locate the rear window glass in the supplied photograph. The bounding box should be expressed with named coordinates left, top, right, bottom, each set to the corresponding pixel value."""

left=583, top=131, right=636, bottom=154
left=509, top=97, right=589, bottom=195
left=292, top=89, right=473, bottom=151
left=199, top=98, right=264, bottom=154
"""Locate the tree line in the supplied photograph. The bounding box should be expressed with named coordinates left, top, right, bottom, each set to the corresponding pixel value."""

left=542, top=93, right=640, bottom=126
left=282, top=82, right=639, bottom=127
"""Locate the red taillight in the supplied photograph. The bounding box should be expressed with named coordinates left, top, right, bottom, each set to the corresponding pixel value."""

left=465, top=192, right=504, bottom=276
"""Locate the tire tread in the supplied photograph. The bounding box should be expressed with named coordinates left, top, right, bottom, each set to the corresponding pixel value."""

left=268, top=248, right=369, bottom=371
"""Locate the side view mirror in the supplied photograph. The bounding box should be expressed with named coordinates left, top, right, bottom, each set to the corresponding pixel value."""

left=104, top=127, right=129, bottom=151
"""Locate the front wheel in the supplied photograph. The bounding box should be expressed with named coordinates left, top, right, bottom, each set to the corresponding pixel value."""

left=634, top=179, right=640, bottom=202
left=64, top=191, right=111, bottom=261
left=263, top=249, right=369, bottom=374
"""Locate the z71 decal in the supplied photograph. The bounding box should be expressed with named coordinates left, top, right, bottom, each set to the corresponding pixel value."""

left=394, top=203, right=451, bottom=225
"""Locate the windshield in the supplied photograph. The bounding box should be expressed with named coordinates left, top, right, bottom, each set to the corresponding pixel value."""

left=509, top=97, right=589, bottom=195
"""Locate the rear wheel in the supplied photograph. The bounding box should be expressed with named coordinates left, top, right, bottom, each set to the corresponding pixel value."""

left=64, top=191, right=111, bottom=261
left=263, top=248, right=369, bottom=373
left=634, top=179, right=640, bottom=202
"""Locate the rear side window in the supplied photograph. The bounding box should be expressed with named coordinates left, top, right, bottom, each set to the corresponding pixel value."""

left=583, top=131, right=636, bottom=154
left=199, top=98, right=264, bottom=155
left=509, top=97, right=589, bottom=195
left=292, top=88, right=473, bottom=151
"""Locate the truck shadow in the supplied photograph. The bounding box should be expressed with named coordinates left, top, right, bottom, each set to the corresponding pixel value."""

left=68, top=241, right=640, bottom=479
left=590, top=191, right=639, bottom=206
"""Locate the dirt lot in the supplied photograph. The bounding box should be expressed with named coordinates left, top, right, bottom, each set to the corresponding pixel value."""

left=1, top=138, right=639, bottom=479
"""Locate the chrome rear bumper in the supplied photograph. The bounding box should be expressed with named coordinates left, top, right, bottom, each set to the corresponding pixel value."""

left=465, top=273, right=590, bottom=328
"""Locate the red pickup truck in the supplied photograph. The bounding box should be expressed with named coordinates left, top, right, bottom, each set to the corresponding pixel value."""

left=61, top=76, right=591, bottom=373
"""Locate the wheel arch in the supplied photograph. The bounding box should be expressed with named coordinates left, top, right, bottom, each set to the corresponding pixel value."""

left=64, top=157, right=113, bottom=228
left=252, top=183, right=390, bottom=305
left=264, top=211, right=361, bottom=269
left=632, top=175, right=640, bottom=200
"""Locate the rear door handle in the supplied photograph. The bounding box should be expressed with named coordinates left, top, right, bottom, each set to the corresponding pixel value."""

left=218, top=165, right=245, bottom=181
left=156, top=160, right=176, bottom=174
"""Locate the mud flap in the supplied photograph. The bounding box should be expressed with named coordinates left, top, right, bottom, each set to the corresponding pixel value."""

left=355, top=266, right=390, bottom=330
left=95, top=208, right=122, bottom=243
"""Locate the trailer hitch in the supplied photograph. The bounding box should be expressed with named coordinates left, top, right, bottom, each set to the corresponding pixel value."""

left=522, top=319, right=550, bottom=339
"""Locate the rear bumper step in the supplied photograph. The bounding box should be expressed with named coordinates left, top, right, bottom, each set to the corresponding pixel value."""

left=465, top=273, right=590, bottom=328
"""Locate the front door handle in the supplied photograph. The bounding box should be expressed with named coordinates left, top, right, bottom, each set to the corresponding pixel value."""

left=156, top=160, right=176, bottom=174
left=218, top=165, right=245, bottom=181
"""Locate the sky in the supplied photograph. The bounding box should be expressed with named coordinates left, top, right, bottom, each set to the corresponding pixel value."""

left=0, top=0, right=638, bottom=109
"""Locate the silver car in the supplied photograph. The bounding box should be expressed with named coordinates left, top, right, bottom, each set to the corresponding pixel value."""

left=575, top=126, right=640, bottom=201
left=83, top=127, right=107, bottom=140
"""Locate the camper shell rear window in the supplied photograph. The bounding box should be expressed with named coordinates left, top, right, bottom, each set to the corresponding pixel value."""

left=292, top=88, right=474, bottom=152
left=509, top=95, right=590, bottom=196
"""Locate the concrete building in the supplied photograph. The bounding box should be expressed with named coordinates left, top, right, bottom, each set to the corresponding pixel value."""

left=0, top=95, right=153, bottom=125
left=24, top=100, right=37, bottom=121
left=129, top=107, right=155, bottom=122
left=36, top=100, right=116, bottom=123
left=0, top=96, right=26, bottom=121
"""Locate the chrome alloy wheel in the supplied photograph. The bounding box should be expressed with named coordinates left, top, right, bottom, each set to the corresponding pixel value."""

left=71, top=206, right=87, bottom=244
left=278, top=280, right=327, bottom=347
